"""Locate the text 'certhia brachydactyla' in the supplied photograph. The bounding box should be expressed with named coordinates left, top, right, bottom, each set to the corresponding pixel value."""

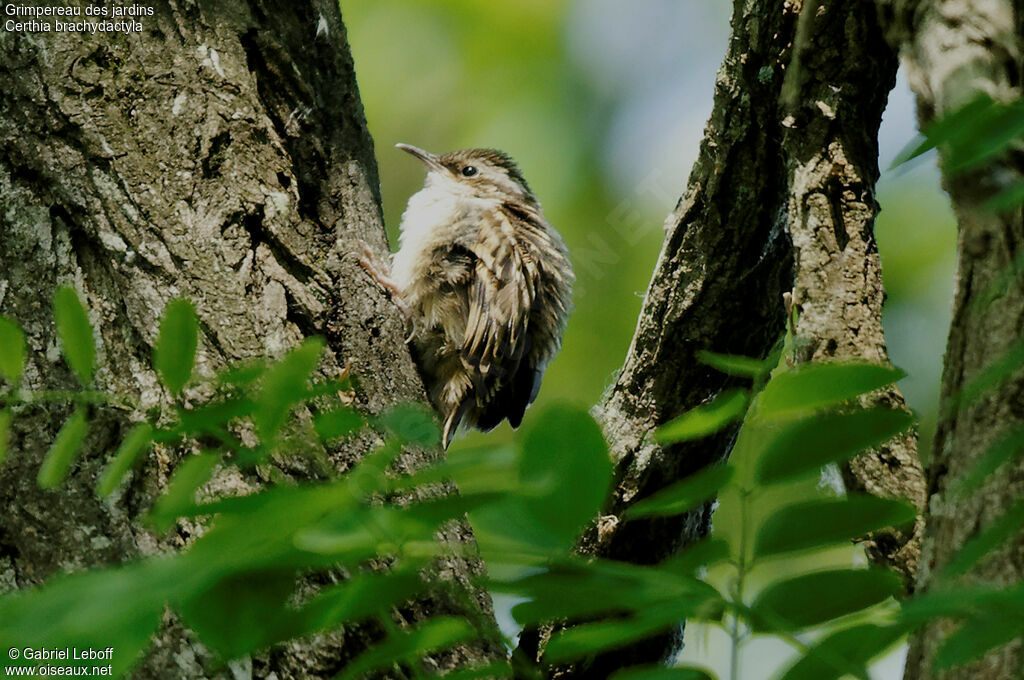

left=361, top=144, right=574, bottom=449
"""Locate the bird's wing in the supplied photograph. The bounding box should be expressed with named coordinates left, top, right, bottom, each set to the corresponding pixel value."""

left=461, top=206, right=539, bottom=400
left=442, top=203, right=571, bottom=444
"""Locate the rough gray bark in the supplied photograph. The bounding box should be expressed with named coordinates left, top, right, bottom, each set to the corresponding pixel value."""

left=0, top=2, right=496, bottom=677
left=877, top=1, right=1024, bottom=678
left=520, top=0, right=924, bottom=676
left=782, top=0, right=927, bottom=591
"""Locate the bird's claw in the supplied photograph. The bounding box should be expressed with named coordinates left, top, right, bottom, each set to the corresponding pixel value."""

left=357, top=242, right=416, bottom=341
left=358, top=243, right=401, bottom=298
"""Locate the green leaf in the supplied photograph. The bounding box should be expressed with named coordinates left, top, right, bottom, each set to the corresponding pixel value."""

left=503, top=560, right=720, bottom=625
left=498, top=404, right=612, bottom=550
left=177, top=397, right=255, bottom=436
left=298, top=570, right=426, bottom=634
left=376, top=403, right=439, bottom=446
left=890, top=95, right=998, bottom=168
left=779, top=624, right=905, bottom=680
left=656, top=389, right=748, bottom=444
left=954, top=338, right=1024, bottom=410
left=660, top=538, right=731, bottom=575
left=0, top=409, right=11, bottom=467
left=392, top=443, right=518, bottom=496
left=253, top=338, right=324, bottom=441
left=955, top=423, right=1024, bottom=497
left=0, top=315, right=26, bottom=385
left=0, top=561, right=172, bottom=676
left=297, top=494, right=497, bottom=558
left=697, top=350, right=769, bottom=379
left=154, top=298, right=199, bottom=395
left=941, top=497, right=1024, bottom=578
left=543, top=599, right=710, bottom=663
left=984, top=178, right=1024, bottom=213
left=754, top=496, right=918, bottom=558
left=625, top=465, right=734, bottom=519
left=428, top=662, right=514, bottom=680
left=37, top=408, right=89, bottom=489
left=934, top=616, right=1024, bottom=671
left=611, top=666, right=716, bottom=680
left=176, top=569, right=298, bottom=660
left=755, top=408, right=914, bottom=484
left=215, top=359, right=267, bottom=387
left=53, top=285, right=96, bottom=385
left=96, top=423, right=153, bottom=498
left=898, top=585, right=1018, bottom=625
left=751, top=569, right=902, bottom=631
left=337, top=617, right=476, bottom=680
left=757, top=362, right=905, bottom=417
left=148, top=453, right=220, bottom=531
left=943, top=99, right=1024, bottom=173
left=182, top=479, right=363, bottom=573
left=314, top=408, right=364, bottom=441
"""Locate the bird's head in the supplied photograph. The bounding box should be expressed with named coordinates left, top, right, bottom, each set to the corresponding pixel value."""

left=397, top=143, right=537, bottom=205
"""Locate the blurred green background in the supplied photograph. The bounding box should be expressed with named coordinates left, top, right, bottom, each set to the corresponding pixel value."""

left=341, top=2, right=957, bottom=677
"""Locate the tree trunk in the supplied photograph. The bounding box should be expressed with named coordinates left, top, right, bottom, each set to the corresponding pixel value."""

left=523, top=0, right=925, bottom=676
left=877, top=1, right=1024, bottom=678
left=0, top=2, right=495, bottom=677
left=782, top=0, right=926, bottom=591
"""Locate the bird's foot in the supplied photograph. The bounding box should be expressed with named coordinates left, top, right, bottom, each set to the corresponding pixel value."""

left=358, top=242, right=416, bottom=341
left=358, top=243, right=400, bottom=297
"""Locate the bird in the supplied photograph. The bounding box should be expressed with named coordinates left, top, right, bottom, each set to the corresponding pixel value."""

left=360, top=143, right=574, bottom=449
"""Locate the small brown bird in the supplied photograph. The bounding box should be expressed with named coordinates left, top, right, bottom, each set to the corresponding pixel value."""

left=361, top=144, right=574, bottom=449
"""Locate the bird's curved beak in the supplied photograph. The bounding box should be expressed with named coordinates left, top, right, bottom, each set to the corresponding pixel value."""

left=396, top=143, right=445, bottom=173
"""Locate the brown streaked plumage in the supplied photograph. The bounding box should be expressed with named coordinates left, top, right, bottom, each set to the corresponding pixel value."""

left=360, top=144, right=574, bottom=449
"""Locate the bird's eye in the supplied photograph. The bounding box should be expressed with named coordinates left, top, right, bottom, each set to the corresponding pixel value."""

left=461, top=165, right=478, bottom=177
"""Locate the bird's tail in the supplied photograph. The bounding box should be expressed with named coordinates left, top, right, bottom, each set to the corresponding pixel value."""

left=441, top=399, right=471, bottom=450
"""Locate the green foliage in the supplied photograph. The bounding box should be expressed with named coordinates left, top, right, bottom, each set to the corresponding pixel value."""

left=377, top=403, right=440, bottom=446
left=755, top=362, right=905, bottom=417
left=893, top=93, right=1024, bottom=213
left=337, top=618, right=477, bottom=680
left=611, top=667, right=716, bottom=680
left=655, top=389, right=747, bottom=444
left=53, top=285, right=96, bottom=385
left=148, top=452, right=221, bottom=531
left=939, top=497, right=1024, bottom=578
left=778, top=624, right=905, bottom=680
left=751, top=570, right=903, bottom=631
left=754, top=408, right=915, bottom=484
left=625, top=465, right=733, bottom=519
left=154, top=298, right=199, bottom=395
left=952, top=422, right=1024, bottom=497
left=315, top=407, right=364, bottom=440
left=753, top=496, right=917, bottom=558
left=37, top=407, right=88, bottom=489
left=253, top=337, right=324, bottom=442
left=1, top=292, right=1021, bottom=680
left=697, top=350, right=772, bottom=380
left=0, top=315, right=26, bottom=386
left=95, top=423, right=153, bottom=498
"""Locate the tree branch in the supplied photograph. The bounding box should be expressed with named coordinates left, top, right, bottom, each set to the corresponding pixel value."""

left=782, top=0, right=926, bottom=592
left=876, top=1, right=1024, bottom=678
left=525, top=0, right=925, bottom=675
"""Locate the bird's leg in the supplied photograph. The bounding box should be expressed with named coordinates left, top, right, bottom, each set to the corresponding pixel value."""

left=359, top=244, right=400, bottom=297
left=358, top=243, right=416, bottom=341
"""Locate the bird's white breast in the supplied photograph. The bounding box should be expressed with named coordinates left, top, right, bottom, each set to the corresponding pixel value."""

left=392, top=177, right=495, bottom=294
left=391, top=184, right=459, bottom=293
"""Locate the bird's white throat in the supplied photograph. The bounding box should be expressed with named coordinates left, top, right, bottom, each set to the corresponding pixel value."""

left=391, top=179, right=495, bottom=293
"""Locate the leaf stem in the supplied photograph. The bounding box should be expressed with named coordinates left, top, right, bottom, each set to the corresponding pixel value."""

left=729, top=486, right=753, bottom=680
